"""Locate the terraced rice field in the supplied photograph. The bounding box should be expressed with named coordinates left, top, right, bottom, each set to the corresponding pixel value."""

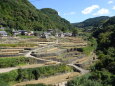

left=0, top=37, right=91, bottom=86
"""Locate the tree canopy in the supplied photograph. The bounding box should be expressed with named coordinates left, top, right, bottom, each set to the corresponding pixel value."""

left=0, top=0, right=73, bottom=31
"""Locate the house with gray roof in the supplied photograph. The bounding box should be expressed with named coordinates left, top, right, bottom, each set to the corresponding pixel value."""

left=0, top=31, right=8, bottom=37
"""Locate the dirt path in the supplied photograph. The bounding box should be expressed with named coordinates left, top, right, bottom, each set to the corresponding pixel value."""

left=0, top=67, right=18, bottom=73
left=14, top=72, right=80, bottom=86
left=0, top=64, right=46, bottom=73
left=68, top=64, right=89, bottom=74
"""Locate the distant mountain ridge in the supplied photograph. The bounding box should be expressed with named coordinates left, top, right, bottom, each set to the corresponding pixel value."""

left=72, top=16, right=109, bottom=29
left=0, top=0, right=73, bottom=31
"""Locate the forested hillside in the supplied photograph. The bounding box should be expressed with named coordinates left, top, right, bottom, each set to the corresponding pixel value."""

left=91, top=16, right=115, bottom=86
left=93, top=16, right=115, bottom=49
left=41, top=8, right=72, bottom=32
left=0, top=0, right=73, bottom=31
left=72, top=16, right=109, bottom=29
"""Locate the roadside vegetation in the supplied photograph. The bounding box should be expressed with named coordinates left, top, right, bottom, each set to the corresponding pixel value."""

left=0, top=64, right=73, bottom=86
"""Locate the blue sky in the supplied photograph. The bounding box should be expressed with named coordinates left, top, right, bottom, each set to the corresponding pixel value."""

left=29, top=0, right=115, bottom=23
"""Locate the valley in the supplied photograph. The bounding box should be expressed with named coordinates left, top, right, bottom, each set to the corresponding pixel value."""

left=0, top=0, right=115, bottom=86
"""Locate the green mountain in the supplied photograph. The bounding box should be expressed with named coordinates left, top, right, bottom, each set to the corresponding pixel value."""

left=0, top=0, right=72, bottom=31
left=72, top=16, right=109, bottom=29
left=41, top=8, right=72, bottom=32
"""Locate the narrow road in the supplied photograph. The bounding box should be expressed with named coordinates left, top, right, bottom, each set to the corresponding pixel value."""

left=67, top=64, right=89, bottom=74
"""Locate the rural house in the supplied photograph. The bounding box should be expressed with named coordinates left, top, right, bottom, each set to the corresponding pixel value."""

left=0, top=31, right=8, bottom=36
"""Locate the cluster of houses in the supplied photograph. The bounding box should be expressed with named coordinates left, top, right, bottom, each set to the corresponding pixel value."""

left=0, top=27, right=76, bottom=38
left=33, top=29, right=73, bottom=38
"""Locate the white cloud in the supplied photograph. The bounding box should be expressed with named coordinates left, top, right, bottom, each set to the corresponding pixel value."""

left=93, top=8, right=110, bottom=16
left=108, top=0, right=114, bottom=4
left=112, top=6, right=115, bottom=10
left=82, top=5, right=100, bottom=14
left=63, top=12, right=76, bottom=15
